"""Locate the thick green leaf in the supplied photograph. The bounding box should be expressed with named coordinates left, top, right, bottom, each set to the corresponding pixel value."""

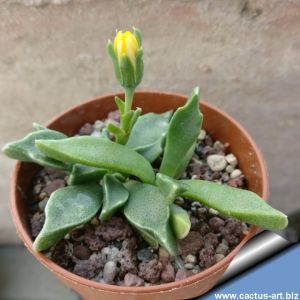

left=170, top=204, right=191, bottom=239
left=155, top=173, right=188, bottom=204
left=123, top=181, right=178, bottom=256
left=2, top=129, right=70, bottom=170
left=33, top=184, right=102, bottom=251
left=126, top=111, right=172, bottom=163
left=159, top=87, right=203, bottom=178
left=181, top=179, right=288, bottom=230
left=100, top=174, right=129, bottom=221
left=35, top=136, right=155, bottom=184
left=67, top=164, right=108, bottom=185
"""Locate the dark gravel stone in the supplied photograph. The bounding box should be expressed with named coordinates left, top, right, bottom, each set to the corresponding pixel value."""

left=118, top=238, right=138, bottom=276
left=178, top=231, right=204, bottom=256
left=96, top=217, right=133, bottom=242
left=73, top=253, right=106, bottom=279
left=42, top=179, right=66, bottom=196
left=30, top=211, right=45, bottom=238
left=73, top=244, right=91, bottom=260
left=79, top=123, right=94, bottom=135
left=198, top=222, right=211, bottom=236
left=50, top=240, right=73, bottom=269
left=69, top=227, right=85, bottom=241
left=199, top=246, right=216, bottom=269
left=137, top=248, right=154, bottom=262
left=138, top=259, right=162, bottom=283
left=209, top=217, right=225, bottom=233
left=124, top=273, right=144, bottom=286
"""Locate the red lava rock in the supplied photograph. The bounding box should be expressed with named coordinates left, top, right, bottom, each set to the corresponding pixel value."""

left=42, top=179, right=66, bottom=196
left=160, top=260, right=175, bottom=283
left=175, top=269, right=193, bottom=281
left=199, top=245, right=216, bottom=269
left=225, top=218, right=243, bottom=236
left=178, top=231, right=204, bottom=256
left=96, top=216, right=133, bottom=242
left=227, top=176, right=245, bottom=188
left=138, top=259, right=162, bottom=284
left=73, top=244, right=91, bottom=260
left=221, top=228, right=240, bottom=246
left=118, top=238, right=138, bottom=276
left=30, top=211, right=45, bottom=238
left=199, top=222, right=211, bottom=236
left=209, top=217, right=225, bottom=232
left=78, top=123, right=94, bottom=135
left=44, top=167, right=67, bottom=181
left=84, top=228, right=106, bottom=251
left=50, top=240, right=73, bottom=269
left=124, top=273, right=145, bottom=286
left=107, top=110, right=120, bottom=122
left=73, top=253, right=106, bottom=279
left=204, top=232, right=219, bottom=249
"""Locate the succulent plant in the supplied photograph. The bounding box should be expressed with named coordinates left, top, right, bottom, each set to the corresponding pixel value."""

left=2, top=28, right=288, bottom=255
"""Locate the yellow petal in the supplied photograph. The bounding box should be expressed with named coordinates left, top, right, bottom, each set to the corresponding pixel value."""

left=114, top=30, right=139, bottom=67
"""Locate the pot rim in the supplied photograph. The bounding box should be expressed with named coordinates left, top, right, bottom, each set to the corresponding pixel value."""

left=10, top=90, right=269, bottom=294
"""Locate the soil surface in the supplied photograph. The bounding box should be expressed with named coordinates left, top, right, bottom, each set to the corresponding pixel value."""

left=28, top=111, right=248, bottom=286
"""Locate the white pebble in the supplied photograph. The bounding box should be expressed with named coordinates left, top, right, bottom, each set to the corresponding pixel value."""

left=225, top=154, right=238, bottom=168
left=198, top=129, right=206, bottom=140
left=103, top=261, right=117, bottom=283
left=213, top=140, right=224, bottom=151
left=207, top=154, right=227, bottom=171
left=209, top=208, right=219, bottom=215
left=230, top=169, right=242, bottom=179
left=226, top=165, right=234, bottom=173
left=184, top=254, right=197, bottom=264
left=184, top=263, right=194, bottom=270
left=94, top=120, right=105, bottom=131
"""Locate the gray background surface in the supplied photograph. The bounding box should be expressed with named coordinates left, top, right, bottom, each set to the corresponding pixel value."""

left=0, top=0, right=299, bottom=243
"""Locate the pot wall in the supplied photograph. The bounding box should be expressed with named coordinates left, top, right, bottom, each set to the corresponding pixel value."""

left=10, top=91, right=268, bottom=300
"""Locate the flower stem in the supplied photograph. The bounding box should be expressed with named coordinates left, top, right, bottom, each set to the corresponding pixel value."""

left=124, top=87, right=134, bottom=113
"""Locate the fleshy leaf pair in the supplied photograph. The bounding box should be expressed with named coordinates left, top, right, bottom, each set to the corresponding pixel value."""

left=2, top=126, right=70, bottom=170
left=36, top=136, right=155, bottom=184
left=33, top=184, right=102, bottom=251
left=182, top=179, right=288, bottom=230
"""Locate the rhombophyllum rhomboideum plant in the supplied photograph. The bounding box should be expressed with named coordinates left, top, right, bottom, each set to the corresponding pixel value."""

left=3, top=28, right=288, bottom=257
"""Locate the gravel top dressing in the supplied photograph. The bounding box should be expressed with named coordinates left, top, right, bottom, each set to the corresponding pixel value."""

left=28, top=111, right=248, bottom=287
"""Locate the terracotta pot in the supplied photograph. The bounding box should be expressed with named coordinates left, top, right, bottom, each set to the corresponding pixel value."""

left=10, top=91, right=268, bottom=300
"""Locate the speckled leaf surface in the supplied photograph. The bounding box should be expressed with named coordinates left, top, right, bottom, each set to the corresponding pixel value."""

left=126, top=111, right=172, bottom=163
left=170, top=204, right=191, bottom=239
left=123, top=181, right=178, bottom=255
left=159, top=87, right=203, bottom=178
left=100, top=174, right=129, bottom=221
left=35, top=136, right=155, bottom=184
left=68, top=164, right=108, bottom=185
left=181, top=179, right=288, bottom=230
left=33, top=183, right=102, bottom=251
left=2, top=129, right=70, bottom=170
